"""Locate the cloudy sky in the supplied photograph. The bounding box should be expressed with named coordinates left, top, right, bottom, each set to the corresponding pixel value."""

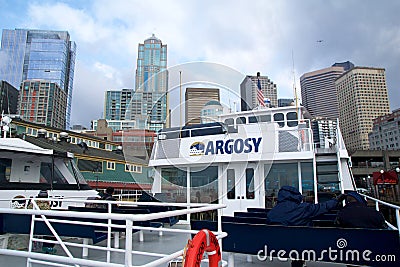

left=1, top=0, right=399, bottom=128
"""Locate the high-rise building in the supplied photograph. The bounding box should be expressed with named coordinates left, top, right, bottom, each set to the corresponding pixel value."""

left=185, top=88, right=220, bottom=125
left=300, top=62, right=354, bottom=119
left=336, top=67, right=390, bottom=152
left=135, top=34, right=167, bottom=92
left=185, top=87, right=219, bottom=125
left=17, top=80, right=67, bottom=128
left=311, top=117, right=338, bottom=148
left=369, top=109, right=400, bottom=150
left=104, top=89, right=134, bottom=120
left=240, top=74, right=277, bottom=111
left=132, top=34, right=168, bottom=131
left=0, top=29, right=76, bottom=129
left=0, top=80, right=19, bottom=114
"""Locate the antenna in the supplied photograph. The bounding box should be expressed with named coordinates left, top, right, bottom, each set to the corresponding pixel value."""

left=292, top=50, right=300, bottom=120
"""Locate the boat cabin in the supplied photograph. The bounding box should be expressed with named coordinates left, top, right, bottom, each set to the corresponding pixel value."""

left=149, top=106, right=356, bottom=216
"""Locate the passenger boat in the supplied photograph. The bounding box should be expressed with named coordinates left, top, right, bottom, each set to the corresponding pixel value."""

left=0, top=137, right=99, bottom=209
left=149, top=105, right=356, bottom=215
left=148, top=105, right=400, bottom=267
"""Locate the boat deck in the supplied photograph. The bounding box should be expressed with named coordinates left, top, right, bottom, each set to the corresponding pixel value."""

left=0, top=223, right=345, bottom=267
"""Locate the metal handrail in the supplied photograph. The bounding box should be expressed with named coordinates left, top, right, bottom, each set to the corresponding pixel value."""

left=360, top=193, right=400, bottom=235
left=0, top=197, right=227, bottom=267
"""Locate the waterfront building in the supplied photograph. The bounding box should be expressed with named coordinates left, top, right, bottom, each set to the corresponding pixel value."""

left=92, top=119, right=137, bottom=132
left=336, top=67, right=390, bottom=152
left=300, top=62, right=353, bottom=119
left=11, top=118, right=152, bottom=191
left=84, top=119, right=155, bottom=160
left=17, top=80, right=67, bottom=129
left=240, top=74, right=277, bottom=111
left=0, top=80, right=18, bottom=114
left=185, top=88, right=220, bottom=125
left=369, top=108, right=400, bottom=150
left=0, top=29, right=76, bottom=128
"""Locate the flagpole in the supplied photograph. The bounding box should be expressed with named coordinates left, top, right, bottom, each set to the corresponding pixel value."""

left=256, top=72, right=265, bottom=109
left=179, top=70, right=182, bottom=127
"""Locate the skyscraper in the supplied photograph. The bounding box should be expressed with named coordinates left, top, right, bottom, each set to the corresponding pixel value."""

left=185, top=88, right=220, bottom=125
left=0, top=80, right=18, bottom=115
left=300, top=62, right=354, bottom=119
left=18, top=80, right=67, bottom=128
left=135, top=34, right=167, bottom=93
left=336, top=67, right=390, bottom=152
left=104, top=89, right=134, bottom=120
left=132, top=34, right=168, bottom=131
left=240, top=74, right=277, bottom=111
left=0, top=29, right=76, bottom=129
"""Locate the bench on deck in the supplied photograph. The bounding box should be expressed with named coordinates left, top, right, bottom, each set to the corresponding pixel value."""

left=234, top=211, right=268, bottom=218
left=247, top=207, right=271, bottom=213
left=191, top=218, right=400, bottom=267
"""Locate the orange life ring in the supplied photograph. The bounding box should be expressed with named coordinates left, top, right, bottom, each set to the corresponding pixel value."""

left=183, top=229, right=221, bottom=267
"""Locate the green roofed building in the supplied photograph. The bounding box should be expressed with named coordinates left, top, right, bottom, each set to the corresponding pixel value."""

left=11, top=118, right=153, bottom=193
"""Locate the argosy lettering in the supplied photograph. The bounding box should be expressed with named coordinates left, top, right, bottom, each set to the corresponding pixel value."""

left=204, top=137, right=262, bottom=155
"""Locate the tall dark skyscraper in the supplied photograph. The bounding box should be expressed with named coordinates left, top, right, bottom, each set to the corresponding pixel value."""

left=300, top=63, right=351, bottom=119
left=0, top=29, right=76, bottom=129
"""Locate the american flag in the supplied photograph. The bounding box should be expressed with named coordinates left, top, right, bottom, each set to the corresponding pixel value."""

left=257, top=77, right=265, bottom=107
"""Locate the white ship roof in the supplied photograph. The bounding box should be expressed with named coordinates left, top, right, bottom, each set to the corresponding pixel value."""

left=0, top=138, right=53, bottom=155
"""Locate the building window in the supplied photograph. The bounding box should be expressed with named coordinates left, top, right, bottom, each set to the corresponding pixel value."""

left=78, top=159, right=102, bottom=172
left=106, top=161, right=115, bottom=170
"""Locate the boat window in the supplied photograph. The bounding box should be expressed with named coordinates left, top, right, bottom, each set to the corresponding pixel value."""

left=264, top=163, right=299, bottom=208
left=227, top=169, right=235, bottom=199
left=245, top=168, right=255, bottom=199
left=273, top=113, right=285, bottom=127
left=248, top=116, right=258, bottom=124
left=161, top=167, right=187, bottom=202
left=301, top=162, right=314, bottom=203
left=190, top=166, right=218, bottom=203
left=68, top=159, right=88, bottom=185
left=224, top=118, right=234, bottom=126
left=0, top=158, right=12, bottom=183
left=258, top=114, right=271, bottom=122
left=236, top=117, right=246, bottom=125
left=317, top=162, right=340, bottom=198
left=287, top=112, right=298, bottom=127
left=40, top=163, right=68, bottom=184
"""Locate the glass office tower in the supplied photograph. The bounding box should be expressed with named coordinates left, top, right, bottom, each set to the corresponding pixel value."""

left=132, top=34, right=168, bottom=131
left=0, top=29, right=76, bottom=129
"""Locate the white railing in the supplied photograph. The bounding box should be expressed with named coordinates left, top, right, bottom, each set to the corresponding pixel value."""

left=360, top=194, right=400, bottom=235
left=0, top=197, right=227, bottom=267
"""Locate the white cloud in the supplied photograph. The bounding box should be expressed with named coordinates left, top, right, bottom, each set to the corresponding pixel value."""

left=4, top=0, right=399, bottom=126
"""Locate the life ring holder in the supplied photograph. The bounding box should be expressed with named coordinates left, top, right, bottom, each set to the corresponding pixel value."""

left=183, top=229, right=222, bottom=267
